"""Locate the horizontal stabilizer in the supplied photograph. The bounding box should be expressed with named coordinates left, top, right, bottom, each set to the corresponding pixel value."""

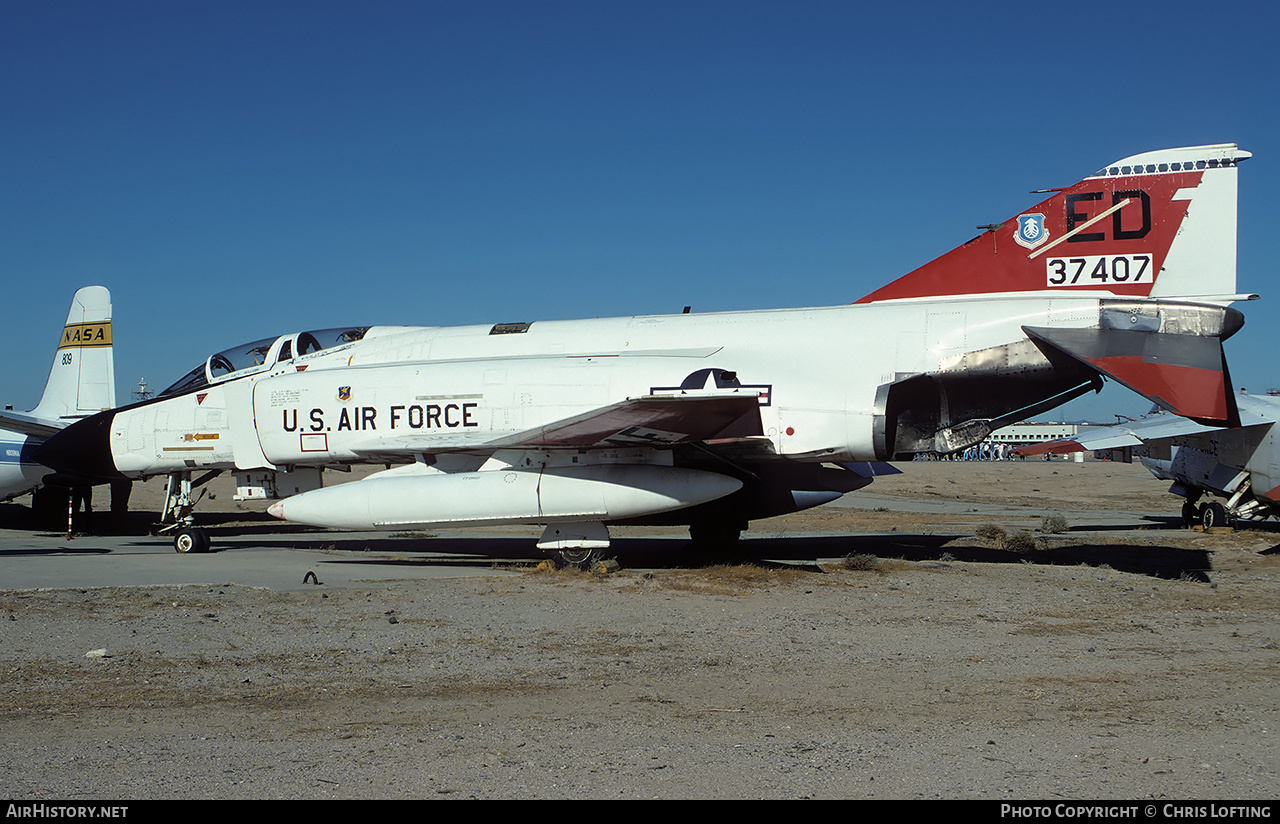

left=0, top=410, right=62, bottom=439
left=1023, top=325, right=1238, bottom=426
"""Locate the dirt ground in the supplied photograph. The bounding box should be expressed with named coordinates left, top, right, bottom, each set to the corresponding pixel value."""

left=2, top=459, right=1278, bottom=800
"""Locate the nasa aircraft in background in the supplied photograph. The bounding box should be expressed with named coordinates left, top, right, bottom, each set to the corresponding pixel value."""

left=35, top=145, right=1254, bottom=563
left=1, top=285, right=116, bottom=513
left=1018, top=391, right=1280, bottom=530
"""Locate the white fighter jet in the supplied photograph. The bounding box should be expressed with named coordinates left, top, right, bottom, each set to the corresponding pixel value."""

left=34, top=145, right=1254, bottom=562
left=1, top=285, right=116, bottom=514
left=1017, top=391, right=1280, bottom=530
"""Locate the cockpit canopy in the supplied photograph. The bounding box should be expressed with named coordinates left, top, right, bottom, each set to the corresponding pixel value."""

left=160, top=327, right=369, bottom=398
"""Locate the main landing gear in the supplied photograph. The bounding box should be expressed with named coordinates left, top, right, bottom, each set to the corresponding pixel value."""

left=158, top=470, right=221, bottom=553
left=1182, top=495, right=1232, bottom=530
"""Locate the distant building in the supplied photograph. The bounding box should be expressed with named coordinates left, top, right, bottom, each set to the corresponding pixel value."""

left=988, top=421, right=1085, bottom=445
left=913, top=421, right=1106, bottom=460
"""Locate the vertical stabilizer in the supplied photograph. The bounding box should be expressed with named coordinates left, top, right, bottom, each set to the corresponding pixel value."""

left=30, top=286, right=116, bottom=423
left=857, top=144, right=1250, bottom=303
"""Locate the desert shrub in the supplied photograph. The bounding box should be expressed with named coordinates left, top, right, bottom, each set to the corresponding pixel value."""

left=1004, top=530, right=1040, bottom=553
left=975, top=524, right=1007, bottom=545
left=1041, top=512, right=1068, bottom=534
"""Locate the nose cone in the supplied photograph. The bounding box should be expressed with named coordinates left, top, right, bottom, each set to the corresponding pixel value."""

left=267, top=501, right=286, bottom=520
left=31, top=409, right=122, bottom=481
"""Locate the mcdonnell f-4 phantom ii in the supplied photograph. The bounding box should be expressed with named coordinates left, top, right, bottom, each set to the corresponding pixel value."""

left=34, top=144, right=1254, bottom=562
left=1, top=286, right=116, bottom=516
left=1018, top=391, right=1280, bottom=530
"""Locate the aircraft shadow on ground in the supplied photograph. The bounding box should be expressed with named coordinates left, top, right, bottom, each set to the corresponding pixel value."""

left=237, top=531, right=1214, bottom=582
left=0, top=505, right=1233, bottom=581
left=0, top=546, right=114, bottom=557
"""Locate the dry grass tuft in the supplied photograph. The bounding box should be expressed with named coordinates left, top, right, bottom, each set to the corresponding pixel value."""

left=975, top=524, right=1041, bottom=553
left=840, top=553, right=883, bottom=572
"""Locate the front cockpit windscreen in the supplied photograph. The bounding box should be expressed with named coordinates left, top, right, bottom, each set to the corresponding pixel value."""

left=159, top=327, right=369, bottom=398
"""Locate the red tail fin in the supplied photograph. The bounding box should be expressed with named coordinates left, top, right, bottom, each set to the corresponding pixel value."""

left=856, top=144, right=1249, bottom=304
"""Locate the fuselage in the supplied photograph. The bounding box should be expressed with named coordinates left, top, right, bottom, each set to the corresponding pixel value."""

left=0, top=431, right=46, bottom=501
left=89, top=290, right=1220, bottom=479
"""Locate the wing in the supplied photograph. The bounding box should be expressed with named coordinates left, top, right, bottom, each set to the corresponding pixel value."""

left=0, top=410, right=63, bottom=439
left=350, top=394, right=765, bottom=459
left=1015, top=403, right=1272, bottom=457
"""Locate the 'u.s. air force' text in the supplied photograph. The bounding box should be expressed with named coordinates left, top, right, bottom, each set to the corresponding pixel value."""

left=281, top=403, right=479, bottom=432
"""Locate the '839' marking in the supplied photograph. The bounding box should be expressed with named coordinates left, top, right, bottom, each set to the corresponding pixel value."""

left=1046, top=253, right=1152, bottom=287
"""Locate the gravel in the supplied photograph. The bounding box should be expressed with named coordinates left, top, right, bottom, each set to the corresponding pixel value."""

left=3, top=461, right=1278, bottom=799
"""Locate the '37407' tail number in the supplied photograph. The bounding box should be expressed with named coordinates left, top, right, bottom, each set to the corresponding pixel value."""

left=1046, top=253, right=1152, bottom=287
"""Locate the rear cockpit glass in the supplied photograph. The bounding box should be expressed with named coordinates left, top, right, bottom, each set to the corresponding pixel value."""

left=211, top=338, right=279, bottom=378
left=158, top=327, right=369, bottom=398
left=301, top=327, right=368, bottom=353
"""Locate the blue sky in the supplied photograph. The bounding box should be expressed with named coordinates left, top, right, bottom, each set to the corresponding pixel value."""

left=3, top=0, right=1277, bottom=424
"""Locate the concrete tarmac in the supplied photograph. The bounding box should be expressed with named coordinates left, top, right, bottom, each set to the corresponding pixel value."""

left=0, top=526, right=540, bottom=591
left=0, top=486, right=1181, bottom=592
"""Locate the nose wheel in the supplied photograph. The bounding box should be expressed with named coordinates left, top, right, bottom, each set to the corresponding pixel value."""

left=173, top=527, right=211, bottom=553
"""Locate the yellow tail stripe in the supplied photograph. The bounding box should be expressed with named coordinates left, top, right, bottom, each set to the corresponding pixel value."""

left=59, top=321, right=112, bottom=349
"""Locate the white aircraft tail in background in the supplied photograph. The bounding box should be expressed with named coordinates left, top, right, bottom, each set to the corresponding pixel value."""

left=1, top=285, right=116, bottom=502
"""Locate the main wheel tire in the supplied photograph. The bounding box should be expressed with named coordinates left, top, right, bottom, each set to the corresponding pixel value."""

left=556, top=548, right=601, bottom=569
left=1182, top=501, right=1202, bottom=527
left=174, top=528, right=211, bottom=554
left=1201, top=502, right=1228, bottom=530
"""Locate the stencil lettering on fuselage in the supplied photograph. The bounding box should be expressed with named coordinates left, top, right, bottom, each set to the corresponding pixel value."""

left=280, top=402, right=480, bottom=432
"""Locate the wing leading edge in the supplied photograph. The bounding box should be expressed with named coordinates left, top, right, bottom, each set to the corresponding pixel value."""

left=349, top=394, right=766, bottom=460
left=1015, top=403, right=1272, bottom=457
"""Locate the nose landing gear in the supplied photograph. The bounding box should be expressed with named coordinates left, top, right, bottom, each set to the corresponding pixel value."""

left=157, top=469, right=221, bottom=553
